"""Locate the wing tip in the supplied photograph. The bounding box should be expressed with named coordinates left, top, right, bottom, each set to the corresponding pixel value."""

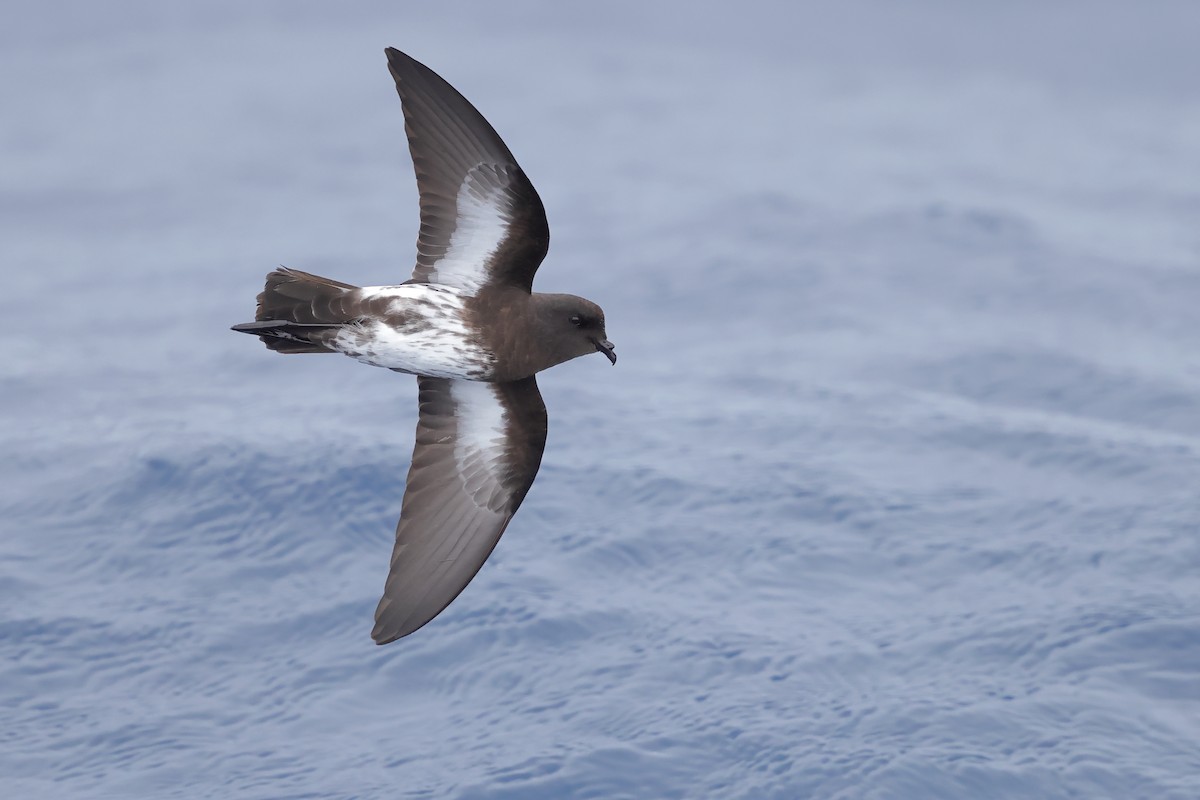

left=371, top=619, right=418, bottom=646
left=371, top=621, right=398, bottom=645
left=371, top=596, right=424, bottom=645
left=384, top=46, right=415, bottom=72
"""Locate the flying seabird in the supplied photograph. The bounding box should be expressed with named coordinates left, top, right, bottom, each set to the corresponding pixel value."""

left=233, top=47, right=615, bottom=644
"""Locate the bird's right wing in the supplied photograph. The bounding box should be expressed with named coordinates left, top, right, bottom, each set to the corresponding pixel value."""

left=372, top=376, right=547, bottom=644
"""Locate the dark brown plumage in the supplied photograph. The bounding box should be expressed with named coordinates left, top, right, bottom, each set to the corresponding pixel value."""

left=233, top=48, right=614, bottom=644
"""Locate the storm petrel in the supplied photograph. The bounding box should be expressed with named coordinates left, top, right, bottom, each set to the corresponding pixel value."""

left=233, top=48, right=615, bottom=644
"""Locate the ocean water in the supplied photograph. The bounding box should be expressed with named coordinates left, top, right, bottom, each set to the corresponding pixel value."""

left=3, top=2, right=1199, bottom=798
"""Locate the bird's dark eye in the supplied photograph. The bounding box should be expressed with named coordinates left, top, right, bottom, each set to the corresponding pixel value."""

left=569, top=314, right=584, bottom=327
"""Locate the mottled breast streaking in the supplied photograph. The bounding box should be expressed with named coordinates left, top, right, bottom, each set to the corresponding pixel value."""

left=331, top=284, right=495, bottom=379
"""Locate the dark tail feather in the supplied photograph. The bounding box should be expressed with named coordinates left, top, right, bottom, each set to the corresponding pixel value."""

left=233, top=267, right=360, bottom=354
left=231, top=320, right=343, bottom=354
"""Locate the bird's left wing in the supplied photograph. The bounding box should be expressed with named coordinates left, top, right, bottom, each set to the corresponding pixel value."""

left=372, top=376, right=547, bottom=643
left=385, top=47, right=549, bottom=295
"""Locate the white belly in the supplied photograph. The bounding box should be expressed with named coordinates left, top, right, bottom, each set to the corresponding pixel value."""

left=329, top=284, right=495, bottom=379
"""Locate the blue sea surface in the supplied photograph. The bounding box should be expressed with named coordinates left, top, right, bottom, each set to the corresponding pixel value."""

left=3, top=2, right=1199, bottom=798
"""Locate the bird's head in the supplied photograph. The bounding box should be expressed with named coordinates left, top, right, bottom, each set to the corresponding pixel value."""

left=534, top=294, right=616, bottom=368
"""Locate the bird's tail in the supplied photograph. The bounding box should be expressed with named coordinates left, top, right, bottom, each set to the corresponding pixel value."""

left=231, top=267, right=360, bottom=354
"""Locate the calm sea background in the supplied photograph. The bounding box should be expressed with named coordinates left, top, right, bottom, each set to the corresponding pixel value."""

left=3, top=2, right=1199, bottom=797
